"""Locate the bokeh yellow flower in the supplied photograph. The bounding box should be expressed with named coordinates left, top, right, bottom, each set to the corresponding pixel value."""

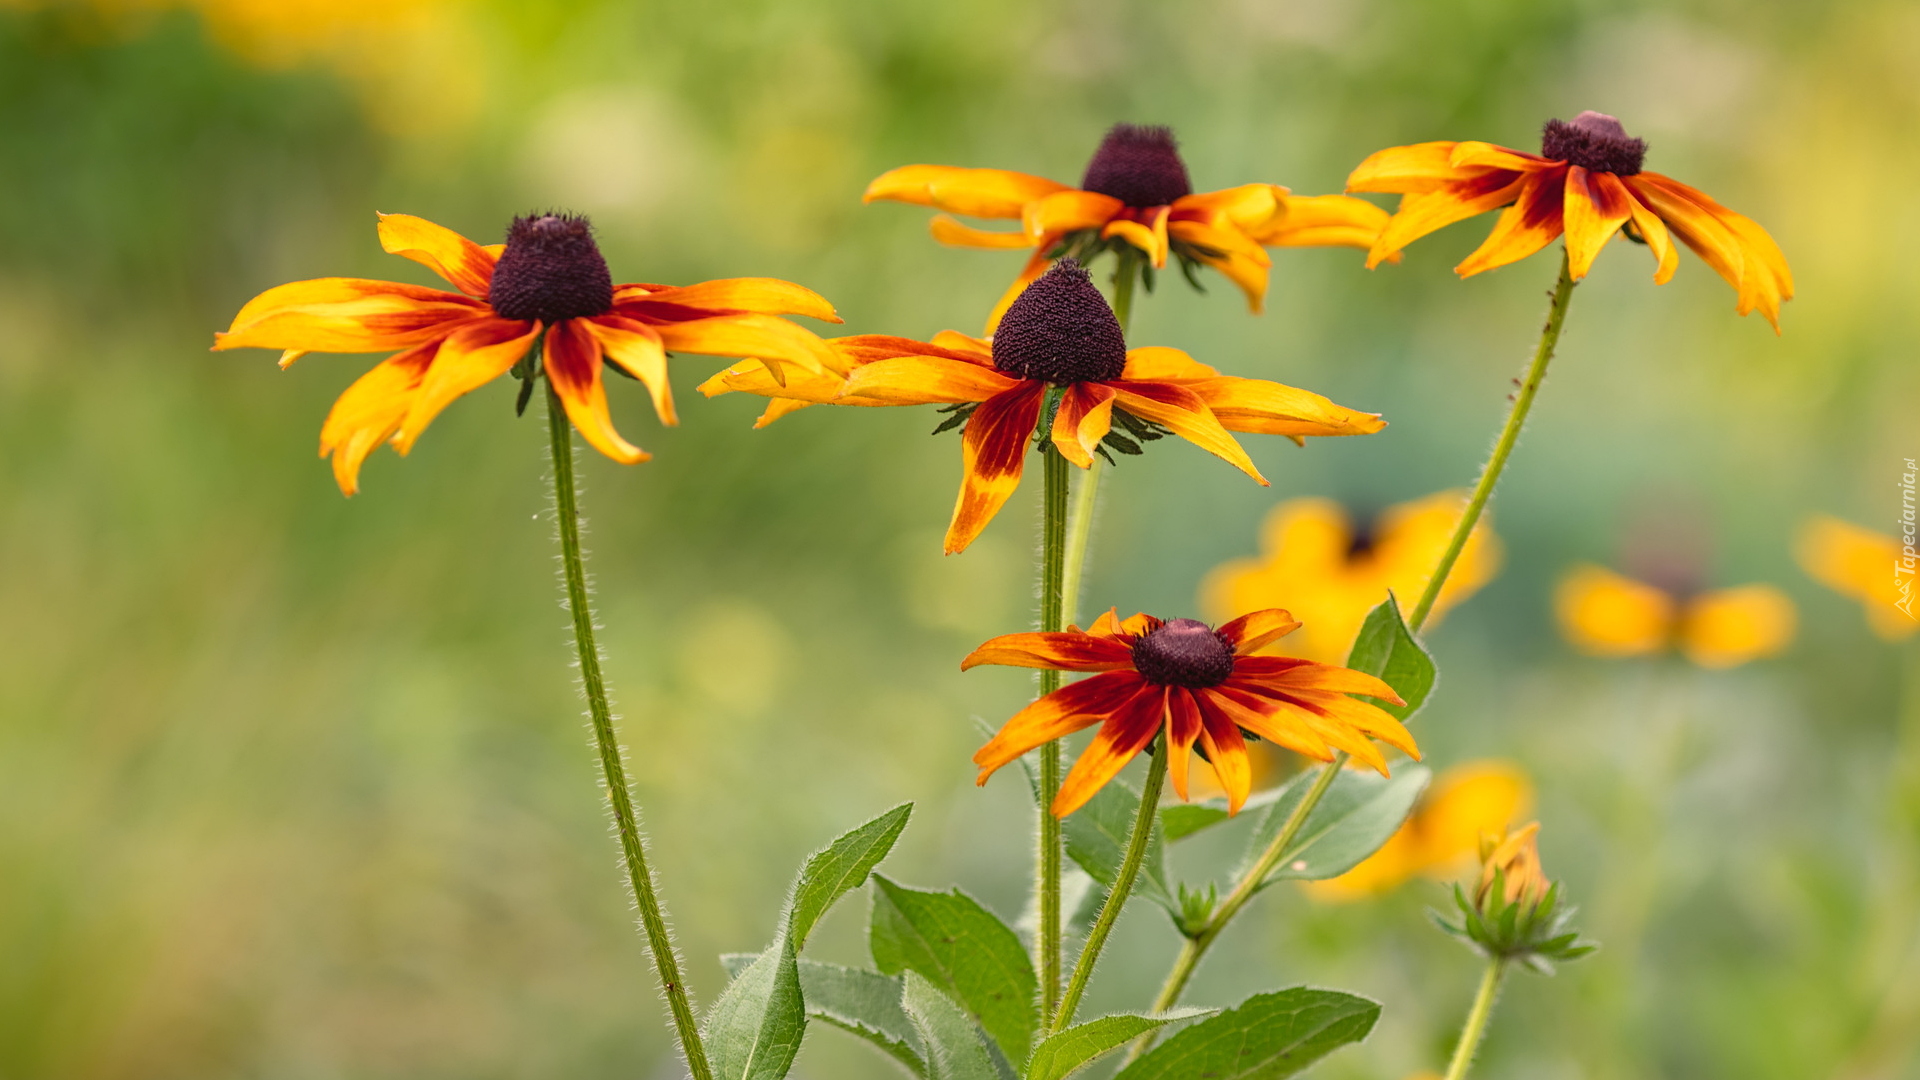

left=1796, top=515, right=1919, bottom=640
left=1306, top=760, right=1533, bottom=902
left=1201, top=492, right=1502, bottom=664
left=1554, top=564, right=1796, bottom=668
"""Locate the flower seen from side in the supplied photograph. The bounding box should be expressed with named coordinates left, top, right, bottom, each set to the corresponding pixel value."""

left=1348, top=111, right=1792, bottom=329
left=866, top=123, right=1392, bottom=329
left=1554, top=564, right=1796, bottom=668
left=1306, top=760, right=1533, bottom=902
left=700, top=260, right=1387, bottom=553
left=967, top=608, right=1417, bottom=818
left=1435, top=821, right=1596, bottom=971
left=1202, top=492, right=1502, bottom=663
left=1796, top=515, right=1919, bottom=639
left=214, top=212, right=840, bottom=492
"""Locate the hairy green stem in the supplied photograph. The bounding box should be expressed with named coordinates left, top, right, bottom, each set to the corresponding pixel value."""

left=1055, top=749, right=1168, bottom=1031
left=1036, top=441, right=1071, bottom=1029
left=547, top=390, right=712, bottom=1080
left=1134, top=250, right=1580, bottom=1052
left=1443, top=958, right=1508, bottom=1080
left=1059, top=251, right=1136, bottom=625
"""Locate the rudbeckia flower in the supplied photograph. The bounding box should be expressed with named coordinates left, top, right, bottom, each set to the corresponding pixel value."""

left=214, top=212, right=840, bottom=492
left=1201, top=492, right=1502, bottom=664
left=1796, top=516, right=1919, bottom=639
left=866, top=123, right=1391, bottom=327
left=1348, top=111, right=1792, bottom=329
left=1306, top=760, right=1532, bottom=902
left=1475, top=822, right=1548, bottom=911
left=703, top=260, right=1385, bottom=554
left=1554, top=564, right=1796, bottom=668
left=968, top=608, right=1417, bottom=818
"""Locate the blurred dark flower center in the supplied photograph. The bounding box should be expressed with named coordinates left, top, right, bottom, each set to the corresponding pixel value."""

left=991, top=260, right=1127, bottom=384
left=1541, top=111, right=1647, bottom=176
left=488, top=213, right=614, bottom=322
left=1133, top=618, right=1236, bottom=688
left=1080, top=124, right=1193, bottom=208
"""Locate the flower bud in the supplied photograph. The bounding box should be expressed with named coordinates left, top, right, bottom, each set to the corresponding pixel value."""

left=1474, top=822, right=1548, bottom=911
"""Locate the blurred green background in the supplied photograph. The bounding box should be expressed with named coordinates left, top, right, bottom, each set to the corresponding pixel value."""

left=2, top=0, right=1917, bottom=1077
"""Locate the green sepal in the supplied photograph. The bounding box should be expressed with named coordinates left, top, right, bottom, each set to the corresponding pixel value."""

left=1431, top=879, right=1600, bottom=973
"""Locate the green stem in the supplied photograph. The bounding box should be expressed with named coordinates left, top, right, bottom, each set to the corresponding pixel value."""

left=1036, top=440, right=1070, bottom=1029
left=1407, top=249, right=1578, bottom=631
left=546, top=389, right=712, bottom=1080
left=1059, top=248, right=1138, bottom=626
left=1055, top=748, right=1168, bottom=1031
left=1134, top=251, right=1580, bottom=1053
left=1442, top=958, right=1508, bottom=1080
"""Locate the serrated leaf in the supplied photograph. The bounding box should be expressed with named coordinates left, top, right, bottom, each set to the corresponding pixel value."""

left=1344, top=593, right=1436, bottom=720
left=1025, top=1010, right=1212, bottom=1080
left=1242, top=766, right=1429, bottom=887
left=707, top=805, right=914, bottom=1080
left=1062, top=778, right=1176, bottom=912
left=1113, top=988, right=1379, bottom=1079
left=902, top=971, right=1001, bottom=1080
left=870, top=875, right=1038, bottom=1065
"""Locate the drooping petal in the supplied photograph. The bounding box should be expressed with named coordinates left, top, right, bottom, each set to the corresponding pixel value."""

left=1620, top=179, right=1680, bottom=284
left=623, top=278, right=841, bottom=323
left=1560, top=166, right=1633, bottom=280
left=1624, top=171, right=1794, bottom=328
left=696, top=359, right=858, bottom=412
left=654, top=313, right=838, bottom=377
left=1023, top=189, right=1125, bottom=242
left=317, top=338, right=441, bottom=496
left=1119, top=346, right=1219, bottom=382
left=960, top=629, right=1136, bottom=672
left=1169, top=228, right=1274, bottom=312
left=973, top=670, right=1149, bottom=779
left=947, top=383, right=1047, bottom=554
left=1454, top=166, right=1568, bottom=277
left=1185, top=377, right=1387, bottom=440
left=841, top=355, right=1020, bottom=405
left=392, top=317, right=540, bottom=454
left=544, top=318, right=648, bottom=464
left=1108, top=381, right=1267, bottom=484
left=1368, top=171, right=1529, bottom=270
left=215, top=278, right=485, bottom=353
left=1194, top=702, right=1253, bottom=814
left=1050, top=381, right=1117, bottom=469
left=864, top=165, right=1069, bottom=219
left=930, top=214, right=1037, bottom=249
left=376, top=213, right=498, bottom=298
left=1054, top=684, right=1168, bottom=818
left=1245, top=194, right=1391, bottom=252
left=585, top=314, right=676, bottom=425
left=1676, top=585, right=1797, bottom=669
left=1277, top=688, right=1420, bottom=758
left=1101, top=205, right=1173, bottom=268
left=1346, top=141, right=1464, bottom=195
left=1164, top=687, right=1204, bottom=803
left=1217, top=609, right=1302, bottom=654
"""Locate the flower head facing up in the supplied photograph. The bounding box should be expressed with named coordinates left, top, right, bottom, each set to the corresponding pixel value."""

left=214, top=213, right=840, bottom=493
left=967, top=608, right=1417, bottom=818
left=487, top=214, right=614, bottom=322
left=1348, top=110, right=1792, bottom=329
left=864, top=123, right=1392, bottom=327
left=1080, top=124, right=1193, bottom=208
left=700, top=279, right=1388, bottom=554
left=1202, top=492, right=1502, bottom=664
left=1555, top=563, right=1796, bottom=668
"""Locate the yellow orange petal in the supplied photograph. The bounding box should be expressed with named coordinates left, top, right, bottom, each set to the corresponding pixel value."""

left=1678, top=585, right=1797, bottom=669
left=1796, top=516, right=1920, bottom=639
left=960, top=630, right=1135, bottom=672
left=1205, top=685, right=1335, bottom=763
left=1188, top=376, right=1386, bottom=440
left=1109, top=382, right=1267, bottom=484
left=1455, top=168, right=1568, bottom=277
left=1217, top=609, right=1301, bottom=654
left=1054, top=686, right=1167, bottom=817
left=376, top=212, right=497, bottom=298
left=392, top=318, right=540, bottom=454
left=841, top=354, right=1017, bottom=405
left=1561, top=167, right=1633, bottom=280
left=1368, top=171, right=1528, bottom=269
left=1622, top=184, right=1680, bottom=285
left=930, top=214, right=1036, bottom=249
left=1023, top=189, right=1123, bottom=241
left=1555, top=564, right=1674, bottom=656
left=1195, top=704, right=1253, bottom=814
left=543, top=318, right=648, bottom=465
left=1449, top=141, right=1554, bottom=173
left=947, top=383, right=1046, bottom=554
left=1176, top=183, right=1288, bottom=230
left=1050, top=381, right=1116, bottom=468
left=586, top=315, right=677, bottom=426
left=1164, top=687, right=1203, bottom=803
left=1346, top=141, right=1463, bottom=195
left=974, top=671, right=1148, bottom=778
left=653, top=313, right=836, bottom=377
left=864, top=164, right=1068, bottom=219
left=1245, top=193, right=1390, bottom=251
left=216, top=278, right=485, bottom=353
left=1120, top=346, right=1218, bottom=382
left=317, top=338, right=441, bottom=495
left=631, top=278, right=841, bottom=323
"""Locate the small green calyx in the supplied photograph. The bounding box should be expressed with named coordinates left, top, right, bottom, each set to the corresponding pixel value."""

left=1431, top=874, right=1598, bottom=974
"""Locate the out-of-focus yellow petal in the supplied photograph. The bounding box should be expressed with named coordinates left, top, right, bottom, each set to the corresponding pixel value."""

left=1176, top=183, right=1287, bottom=230
left=1796, top=515, right=1920, bottom=639
left=1554, top=564, right=1674, bottom=657
left=930, top=214, right=1036, bottom=249
left=1023, top=189, right=1123, bottom=241
left=654, top=313, right=837, bottom=377
left=842, top=355, right=1019, bottom=405
left=1246, top=193, right=1390, bottom=252
left=376, top=212, right=497, bottom=298
left=864, top=165, right=1068, bottom=219
left=1449, top=141, right=1554, bottom=173
left=1346, top=141, right=1463, bottom=195
left=1678, top=585, right=1797, bottom=668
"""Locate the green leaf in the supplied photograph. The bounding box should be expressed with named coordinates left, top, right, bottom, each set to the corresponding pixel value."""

left=1112, top=988, right=1380, bottom=1079
left=901, top=971, right=1002, bottom=1080
left=1343, top=593, right=1436, bottom=720
left=707, top=805, right=914, bottom=1080
left=1242, top=765, right=1430, bottom=887
left=1061, top=778, right=1176, bottom=912
left=722, top=956, right=928, bottom=1077
left=1159, top=803, right=1229, bottom=842
left=870, top=875, right=1038, bottom=1065
left=1025, top=1010, right=1212, bottom=1080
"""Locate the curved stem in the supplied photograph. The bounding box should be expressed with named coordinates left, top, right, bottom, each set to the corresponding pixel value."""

left=1036, top=442, right=1070, bottom=1029
left=1134, top=251, right=1579, bottom=1052
left=1056, top=748, right=1168, bottom=1031
left=1442, top=958, right=1508, bottom=1080
left=547, top=390, right=712, bottom=1080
